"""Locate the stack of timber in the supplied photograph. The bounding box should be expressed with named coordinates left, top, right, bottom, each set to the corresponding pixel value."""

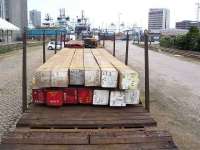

left=32, top=48, right=140, bottom=107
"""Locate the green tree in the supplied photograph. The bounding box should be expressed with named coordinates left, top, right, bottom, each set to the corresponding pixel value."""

left=185, top=27, right=200, bottom=51
left=174, top=35, right=187, bottom=50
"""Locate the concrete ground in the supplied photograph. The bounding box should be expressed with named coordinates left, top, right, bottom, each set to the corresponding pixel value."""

left=0, top=46, right=54, bottom=142
left=105, top=40, right=200, bottom=150
left=0, top=42, right=200, bottom=149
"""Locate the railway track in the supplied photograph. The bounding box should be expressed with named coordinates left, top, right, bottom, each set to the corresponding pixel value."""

left=137, top=44, right=200, bottom=60
left=161, top=48, right=200, bottom=59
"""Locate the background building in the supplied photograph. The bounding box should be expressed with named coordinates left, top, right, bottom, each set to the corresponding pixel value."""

left=0, top=0, right=5, bottom=18
left=4, top=0, right=27, bottom=39
left=5, top=0, right=28, bottom=29
left=176, top=20, right=200, bottom=30
left=29, top=9, right=41, bottom=28
left=148, top=8, right=170, bottom=32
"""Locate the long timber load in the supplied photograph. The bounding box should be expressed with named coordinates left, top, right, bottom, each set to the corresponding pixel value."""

left=33, top=48, right=139, bottom=89
left=32, top=48, right=140, bottom=107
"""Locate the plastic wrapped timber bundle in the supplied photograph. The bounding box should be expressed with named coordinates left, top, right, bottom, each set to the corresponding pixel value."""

left=69, top=49, right=85, bottom=85
left=110, top=91, right=126, bottom=107
left=93, top=90, right=110, bottom=105
left=92, top=49, right=118, bottom=88
left=99, top=48, right=139, bottom=90
left=84, top=49, right=101, bottom=86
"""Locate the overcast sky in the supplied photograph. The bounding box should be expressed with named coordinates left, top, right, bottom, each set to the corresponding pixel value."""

left=28, top=0, right=199, bottom=28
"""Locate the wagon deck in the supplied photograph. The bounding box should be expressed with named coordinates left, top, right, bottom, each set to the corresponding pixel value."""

left=0, top=104, right=178, bottom=150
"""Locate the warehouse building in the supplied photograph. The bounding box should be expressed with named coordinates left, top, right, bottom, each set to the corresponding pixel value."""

left=5, top=0, right=27, bottom=40
left=176, top=20, right=200, bottom=30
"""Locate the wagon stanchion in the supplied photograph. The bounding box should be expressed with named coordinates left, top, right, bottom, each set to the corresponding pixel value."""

left=54, top=31, right=57, bottom=54
left=144, top=30, right=150, bottom=112
left=98, top=32, right=100, bottom=46
left=60, top=32, right=63, bottom=49
left=22, top=28, right=27, bottom=113
left=42, top=30, right=46, bottom=63
left=64, top=32, right=66, bottom=47
left=113, top=32, right=116, bottom=57
left=125, top=31, right=129, bottom=65
left=103, top=32, right=105, bottom=47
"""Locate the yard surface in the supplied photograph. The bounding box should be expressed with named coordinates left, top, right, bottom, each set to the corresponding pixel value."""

left=105, top=40, right=200, bottom=150
left=0, top=42, right=200, bottom=149
left=0, top=46, right=54, bottom=142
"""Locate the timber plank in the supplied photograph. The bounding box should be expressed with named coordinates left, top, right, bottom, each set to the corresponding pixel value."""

left=17, top=118, right=156, bottom=128
left=84, top=49, right=101, bottom=86
left=0, top=144, right=178, bottom=150
left=2, top=131, right=89, bottom=145
left=92, top=49, right=118, bottom=88
left=90, top=130, right=173, bottom=144
left=20, top=112, right=152, bottom=120
left=51, top=49, right=75, bottom=87
left=26, top=104, right=148, bottom=113
left=99, top=48, right=139, bottom=90
left=69, top=49, right=85, bottom=85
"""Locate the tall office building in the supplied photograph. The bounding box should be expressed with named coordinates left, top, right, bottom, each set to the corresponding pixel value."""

left=148, top=8, right=170, bottom=32
left=5, top=0, right=28, bottom=30
left=0, top=0, right=5, bottom=18
left=29, top=10, right=41, bottom=27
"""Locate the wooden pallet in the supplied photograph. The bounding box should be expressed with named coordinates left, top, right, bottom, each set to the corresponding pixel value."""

left=0, top=105, right=178, bottom=149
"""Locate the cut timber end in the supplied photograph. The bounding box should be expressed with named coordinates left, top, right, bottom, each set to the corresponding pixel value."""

left=125, top=90, right=140, bottom=105
left=119, top=69, right=140, bottom=90
left=93, top=90, right=110, bottom=105
left=85, top=70, right=101, bottom=86
left=101, top=69, right=118, bottom=88
left=110, top=91, right=126, bottom=107
left=51, top=69, right=68, bottom=87
left=34, top=69, right=51, bottom=88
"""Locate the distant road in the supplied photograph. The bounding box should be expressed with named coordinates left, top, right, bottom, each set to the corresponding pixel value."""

left=105, top=40, right=200, bottom=150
